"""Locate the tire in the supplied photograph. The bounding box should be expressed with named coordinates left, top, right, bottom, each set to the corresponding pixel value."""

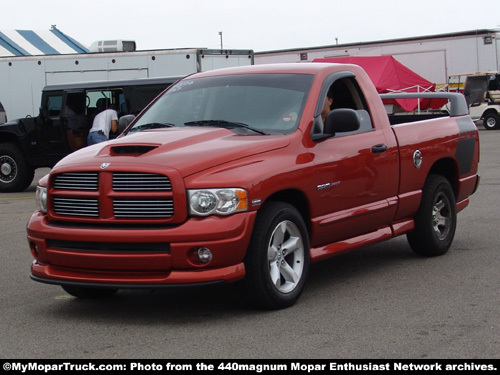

left=62, top=285, right=118, bottom=299
left=407, top=175, right=457, bottom=257
left=483, top=112, right=500, bottom=130
left=242, top=202, right=310, bottom=310
left=0, top=143, right=35, bottom=192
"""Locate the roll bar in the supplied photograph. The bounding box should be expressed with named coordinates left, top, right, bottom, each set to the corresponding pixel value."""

left=380, top=92, right=468, bottom=117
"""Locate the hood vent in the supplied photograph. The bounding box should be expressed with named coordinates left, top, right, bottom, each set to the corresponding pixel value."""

left=110, top=145, right=157, bottom=156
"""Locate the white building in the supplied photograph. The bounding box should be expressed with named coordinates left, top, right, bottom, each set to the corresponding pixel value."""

left=255, top=29, right=500, bottom=88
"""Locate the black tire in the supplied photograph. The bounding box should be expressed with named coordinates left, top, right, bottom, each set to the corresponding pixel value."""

left=242, top=202, right=310, bottom=310
left=407, top=175, right=456, bottom=257
left=0, top=143, right=35, bottom=192
left=62, top=285, right=118, bottom=299
left=483, top=112, right=500, bottom=130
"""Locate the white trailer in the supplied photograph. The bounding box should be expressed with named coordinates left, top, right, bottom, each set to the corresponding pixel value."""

left=255, top=29, right=500, bottom=89
left=0, top=48, right=254, bottom=121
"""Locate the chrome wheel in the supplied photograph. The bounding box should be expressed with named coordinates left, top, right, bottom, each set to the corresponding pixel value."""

left=267, top=220, right=305, bottom=293
left=0, top=155, right=17, bottom=183
left=483, top=113, right=499, bottom=130
left=407, top=175, right=456, bottom=257
left=243, top=202, right=310, bottom=309
left=432, top=192, right=452, bottom=240
left=0, top=143, right=34, bottom=192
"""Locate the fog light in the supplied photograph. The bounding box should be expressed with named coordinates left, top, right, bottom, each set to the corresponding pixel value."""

left=197, top=247, right=212, bottom=264
left=30, top=242, right=39, bottom=258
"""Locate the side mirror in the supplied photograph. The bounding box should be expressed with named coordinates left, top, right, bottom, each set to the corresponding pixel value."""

left=118, top=114, right=135, bottom=133
left=324, top=108, right=361, bottom=135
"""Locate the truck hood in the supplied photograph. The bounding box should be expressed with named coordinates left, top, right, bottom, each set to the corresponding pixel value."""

left=56, top=127, right=290, bottom=176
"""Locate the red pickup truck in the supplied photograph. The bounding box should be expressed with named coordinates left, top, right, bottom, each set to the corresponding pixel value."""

left=27, top=63, right=480, bottom=309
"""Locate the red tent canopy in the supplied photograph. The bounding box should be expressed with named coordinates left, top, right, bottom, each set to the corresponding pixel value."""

left=313, top=56, right=445, bottom=111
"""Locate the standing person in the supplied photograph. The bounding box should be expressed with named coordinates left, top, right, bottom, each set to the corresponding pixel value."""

left=87, top=100, right=118, bottom=145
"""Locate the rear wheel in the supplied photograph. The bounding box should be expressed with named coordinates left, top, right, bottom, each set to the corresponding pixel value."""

left=242, top=202, right=310, bottom=310
left=0, top=143, right=34, bottom=192
left=483, top=112, right=500, bottom=130
left=407, top=175, right=456, bottom=256
left=62, top=285, right=118, bottom=299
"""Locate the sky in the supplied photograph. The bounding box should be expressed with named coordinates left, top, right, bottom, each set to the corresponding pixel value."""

left=2, top=0, right=499, bottom=52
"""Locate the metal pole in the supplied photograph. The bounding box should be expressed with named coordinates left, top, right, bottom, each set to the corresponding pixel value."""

left=219, top=32, right=223, bottom=50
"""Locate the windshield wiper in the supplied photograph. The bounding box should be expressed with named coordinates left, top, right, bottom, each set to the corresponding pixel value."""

left=184, top=120, right=268, bottom=135
left=129, top=122, right=175, bottom=133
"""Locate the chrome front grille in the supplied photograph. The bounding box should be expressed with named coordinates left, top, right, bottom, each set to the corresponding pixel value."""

left=113, top=172, right=171, bottom=191
left=53, top=172, right=98, bottom=190
left=53, top=197, right=99, bottom=217
left=113, top=199, right=174, bottom=218
left=51, top=171, right=175, bottom=221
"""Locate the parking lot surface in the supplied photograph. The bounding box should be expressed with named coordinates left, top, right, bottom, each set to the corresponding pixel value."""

left=0, top=127, right=498, bottom=359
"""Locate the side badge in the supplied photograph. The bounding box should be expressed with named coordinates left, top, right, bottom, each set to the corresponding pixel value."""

left=413, top=150, right=423, bottom=169
left=100, top=162, right=111, bottom=170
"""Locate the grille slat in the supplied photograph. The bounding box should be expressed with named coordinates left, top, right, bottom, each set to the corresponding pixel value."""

left=113, top=199, right=174, bottom=218
left=53, top=172, right=98, bottom=190
left=53, top=197, right=99, bottom=217
left=113, top=173, right=171, bottom=191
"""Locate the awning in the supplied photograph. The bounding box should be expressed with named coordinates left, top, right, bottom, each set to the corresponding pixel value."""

left=0, top=28, right=89, bottom=57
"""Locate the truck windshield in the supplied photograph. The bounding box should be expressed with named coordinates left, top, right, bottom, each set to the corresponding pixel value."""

left=127, top=73, right=314, bottom=135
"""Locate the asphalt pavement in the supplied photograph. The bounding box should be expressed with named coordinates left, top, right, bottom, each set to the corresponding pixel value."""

left=0, top=127, right=498, bottom=359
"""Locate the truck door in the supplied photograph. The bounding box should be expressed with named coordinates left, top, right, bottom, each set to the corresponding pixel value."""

left=62, top=90, right=88, bottom=151
left=38, top=91, right=70, bottom=161
left=310, top=75, right=399, bottom=247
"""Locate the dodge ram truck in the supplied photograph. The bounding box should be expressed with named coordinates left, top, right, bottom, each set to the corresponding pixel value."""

left=27, top=63, right=480, bottom=309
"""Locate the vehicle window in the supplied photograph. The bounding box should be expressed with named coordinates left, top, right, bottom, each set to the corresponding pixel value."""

left=46, top=95, right=63, bottom=117
left=86, top=90, right=113, bottom=108
left=118, top=93, right=128, bottom=115
left=329, top=77, right=370, bottom=112
left=128, top=74, right=314, bottom=135
left=322, top=77, right=373, bottom=135
left=86, top=89, right=124, bottom=113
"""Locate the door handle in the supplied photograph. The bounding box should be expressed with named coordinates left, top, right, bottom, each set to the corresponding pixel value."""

left=371, top=144, right=387, bottom=153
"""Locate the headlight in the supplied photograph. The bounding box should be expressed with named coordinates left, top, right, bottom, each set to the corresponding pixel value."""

left=35, top=186, right=47, bottom=213
left=188, top=188, right=248, bottom=216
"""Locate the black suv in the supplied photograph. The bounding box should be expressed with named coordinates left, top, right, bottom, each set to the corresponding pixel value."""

left=0, top=77, right=179, bottom=192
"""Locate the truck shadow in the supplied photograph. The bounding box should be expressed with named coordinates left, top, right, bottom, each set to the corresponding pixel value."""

left=40, top=237, right=427, bottom=323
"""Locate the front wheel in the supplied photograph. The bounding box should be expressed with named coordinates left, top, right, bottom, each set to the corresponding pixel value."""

left=0, top=143, right=34, bottom=192
left=242, top=202, right=310, bottom=310
left=407, top=175, right=457, bottom=256
left=483, top=112, right=500, bottom=130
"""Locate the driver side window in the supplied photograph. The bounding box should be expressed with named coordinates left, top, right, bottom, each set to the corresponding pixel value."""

left=46, top=95, right=63, bottom=117
left=322, top=77, right=373, bottom=136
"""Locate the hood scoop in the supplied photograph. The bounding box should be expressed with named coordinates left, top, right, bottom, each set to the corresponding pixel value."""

left=110, top=145, right=158, bottom=156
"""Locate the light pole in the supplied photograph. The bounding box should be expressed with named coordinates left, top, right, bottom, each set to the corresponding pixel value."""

left=219, top=31, right=223, bottom=50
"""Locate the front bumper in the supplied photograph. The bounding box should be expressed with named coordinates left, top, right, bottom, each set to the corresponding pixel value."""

left=27, top=211, right=256, bottom=287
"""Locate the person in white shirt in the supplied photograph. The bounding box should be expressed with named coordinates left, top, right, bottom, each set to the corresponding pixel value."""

left=87, top=101, right=118, bottom=145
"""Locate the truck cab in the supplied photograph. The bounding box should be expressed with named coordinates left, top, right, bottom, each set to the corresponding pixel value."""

left=0, top=77, right=179, bottom=192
